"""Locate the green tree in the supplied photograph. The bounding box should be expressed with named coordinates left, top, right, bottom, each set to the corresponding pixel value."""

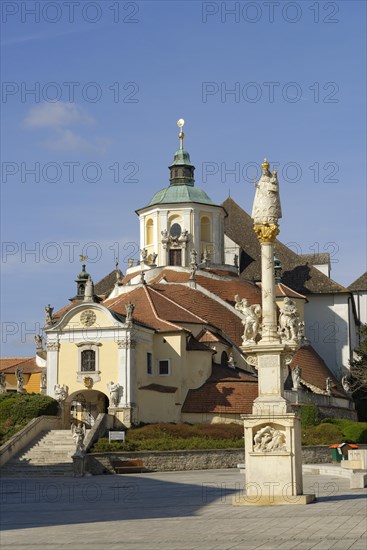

left=349, top=324, right=367, bottom=420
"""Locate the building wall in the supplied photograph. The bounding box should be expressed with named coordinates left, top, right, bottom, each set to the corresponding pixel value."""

left=58, top=340, right=118, bottom=397
left=304, top=293, right=353, bottom=377
left=352, top=291, right=367, bottom=326
left=4, top=373, right=39, bottom=393
left=135, top=333, right=212, bottom=423
left=139, top=204, right=225, bottom=267
left=26, top=373, right=41, bottom=393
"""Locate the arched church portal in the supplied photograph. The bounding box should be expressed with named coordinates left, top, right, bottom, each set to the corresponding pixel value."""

left=66, top=390, right=109, bottom=429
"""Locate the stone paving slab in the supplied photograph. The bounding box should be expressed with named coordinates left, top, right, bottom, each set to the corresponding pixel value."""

left=0, top=469, right=366, bottom=550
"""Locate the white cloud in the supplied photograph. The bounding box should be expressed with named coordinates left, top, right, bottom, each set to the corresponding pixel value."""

left=23, top=102, right=110, bottom=153
left=24, top=102, right=93, bottom=129
left=45, top=129, right=111, bottom=153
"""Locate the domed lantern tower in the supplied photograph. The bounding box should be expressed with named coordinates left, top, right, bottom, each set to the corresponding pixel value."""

left=135, top=120, right=226, bottom=268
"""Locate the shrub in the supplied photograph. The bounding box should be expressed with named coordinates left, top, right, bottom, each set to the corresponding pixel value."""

left=302, top=423, right=343, bottom=446
left=300, top=404, right=319, bottom=427
left=320, top=418, right=367, bottom=443
left=126, top=422, right=243, bottom=442
left=89, top=423, right=244, bottom=452
left=0, top=393, right=58, bottom=445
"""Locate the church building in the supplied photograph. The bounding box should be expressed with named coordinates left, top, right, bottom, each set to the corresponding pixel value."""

left=0, top=121, right=357, bottom=427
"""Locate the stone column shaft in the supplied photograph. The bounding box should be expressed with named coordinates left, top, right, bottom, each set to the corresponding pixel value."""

left=261, top=242, right=278, bottom=343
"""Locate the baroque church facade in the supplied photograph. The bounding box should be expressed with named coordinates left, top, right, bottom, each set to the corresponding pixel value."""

left=1, top=123, right=361, bottom=427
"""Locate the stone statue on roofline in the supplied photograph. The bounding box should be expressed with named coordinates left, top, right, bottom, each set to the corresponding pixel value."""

left=125, top=301, right=135, bottom=324
left=34, top=334, right=43, bottom=351
left=189, top=263, right=197, bottom=281
left=0, top=372, right=6, bottom=393
left=16, top=367, right=25, bottom=393
left=325, top=377, right=332, bottom=395
left=234, top=295, right=262, bottom=346
left=44, top=304, right=54, bottom=327
left=291, top=365, right=302, bottom=391
left=84, top=276, right=95, bottom=303
left=54, top=383, right=68, bottom=403
left=40, top=371, right=47, bottom=390
left=140, top=248, right=148, bottom=262
left=190, top=249, right=198, bottom=265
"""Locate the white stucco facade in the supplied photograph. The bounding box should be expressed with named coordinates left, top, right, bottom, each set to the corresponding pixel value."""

left=304, top=293, right=356, bottom=377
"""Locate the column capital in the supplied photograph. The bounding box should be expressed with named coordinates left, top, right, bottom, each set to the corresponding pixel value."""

left=117, top=337, right=136, bottom=349
left=253, top=223, right=279, bottom=243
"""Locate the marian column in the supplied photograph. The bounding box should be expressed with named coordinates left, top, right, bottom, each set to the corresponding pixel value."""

left=233, top=159, right=314, bottom=506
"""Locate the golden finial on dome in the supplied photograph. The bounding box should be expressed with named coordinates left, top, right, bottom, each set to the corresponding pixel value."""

left=177, top=118, right=185, bottom=150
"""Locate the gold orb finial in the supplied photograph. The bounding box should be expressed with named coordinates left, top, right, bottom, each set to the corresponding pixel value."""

left=177, top=119, right=185, bottom=149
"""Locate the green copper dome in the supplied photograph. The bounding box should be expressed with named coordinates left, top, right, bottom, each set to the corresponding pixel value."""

left=77, top=264, right=89, bottom=280
left=138, top=124, right=219, bottom=211
left=148, top=184, right=216, bottom=206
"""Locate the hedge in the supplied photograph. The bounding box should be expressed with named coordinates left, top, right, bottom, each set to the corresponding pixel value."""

left=0, top=393, right=58, bottom=445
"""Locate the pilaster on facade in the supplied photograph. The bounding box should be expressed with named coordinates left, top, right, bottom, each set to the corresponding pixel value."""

left=117, top=333, right=137, bottom=407
left=46, top=339, right=60, bottom=397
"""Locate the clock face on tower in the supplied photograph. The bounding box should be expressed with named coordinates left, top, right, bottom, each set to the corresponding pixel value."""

left=80, top=310, right=96, bottom=327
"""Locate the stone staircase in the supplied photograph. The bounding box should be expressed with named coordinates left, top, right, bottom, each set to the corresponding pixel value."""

left=1, top=430, right=81, bottom=477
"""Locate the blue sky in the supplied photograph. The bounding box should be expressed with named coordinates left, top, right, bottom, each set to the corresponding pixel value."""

left=1, top=0, right=366, bottom=356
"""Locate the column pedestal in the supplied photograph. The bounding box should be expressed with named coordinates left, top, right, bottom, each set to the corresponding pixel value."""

left=234, top=346, right=315, bottom=506
left=108, top=406, right=133, bottom=428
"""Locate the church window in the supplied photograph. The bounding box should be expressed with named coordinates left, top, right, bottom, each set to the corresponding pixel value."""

left=147, top=353, right=153, bottom=375
left=200, top=216, right=211, bottom=242
left=146, top=219, right=154, bottom=245
left=81, top=350, right=96, bottom=372
left=159, top=360, right=170, bottom=375
left=170, top=223, right=182, bottom=238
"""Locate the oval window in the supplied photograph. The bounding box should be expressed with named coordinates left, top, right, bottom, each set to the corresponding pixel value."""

left=170, top=223, right=182, bottom=238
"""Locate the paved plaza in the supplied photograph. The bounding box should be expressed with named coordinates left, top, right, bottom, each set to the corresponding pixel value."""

left=1, top=469, right=366, bottom=550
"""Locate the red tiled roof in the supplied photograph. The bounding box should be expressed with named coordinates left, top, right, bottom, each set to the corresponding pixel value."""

left=121, top=271, right=140, bottom=285
left=197, top=329, right=232, bottom=346
left=208, top=364, right=257, bottom=382
left=348, top=272, right=367, bottom=292
left=275, top=283, right=307, bottom=300
left=53, top=301, right=79, bottom=319
left=223, top=197, right=347, bottom=294
left=186, top=336, right=213, bottom=352
left=204, top=268, right=238, bottom=277
left=103, top=286, right=186, bottom=332
left=148, top=286, right=206, bottom=324
left=150, top=283, right=244, bottom=346
left=150, top=270, right=190, bottom=284
left=290, top=345, right=346, bottom=397
left=0, top=357, right=44, bottom=374
left=182, top=364, right=258, bottom=414
left=195, top=275, right=261, bottom=307
left=149, top=268, right=262, bottom=308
